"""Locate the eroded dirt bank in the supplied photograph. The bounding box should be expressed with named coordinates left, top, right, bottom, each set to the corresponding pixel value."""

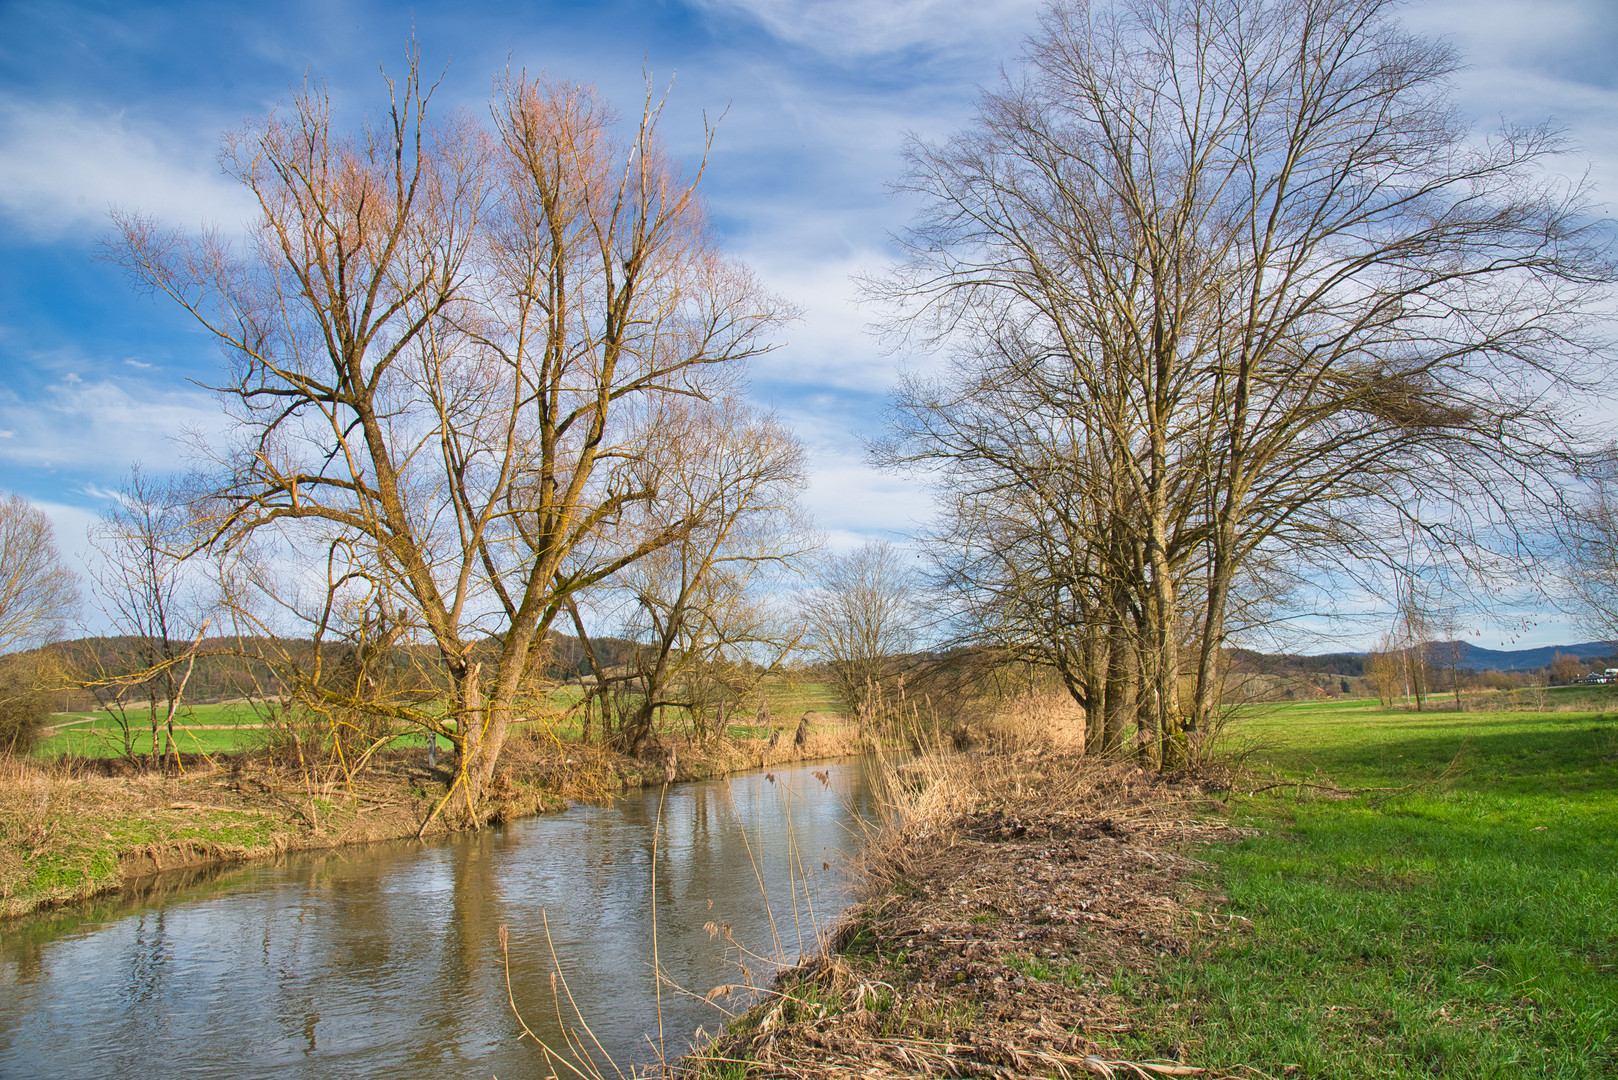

left=690, top=750, right=1240, bottom=1079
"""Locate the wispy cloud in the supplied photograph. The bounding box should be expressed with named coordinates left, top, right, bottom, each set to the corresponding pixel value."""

left=0, top=97, right=256, bottom=239
left=0, top=375, right=223, bottom=474
left=690, top=0, right=1041, bottom=60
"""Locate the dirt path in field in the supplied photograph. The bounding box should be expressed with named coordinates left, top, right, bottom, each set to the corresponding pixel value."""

left=689, top=751, right=1244, bottom=1079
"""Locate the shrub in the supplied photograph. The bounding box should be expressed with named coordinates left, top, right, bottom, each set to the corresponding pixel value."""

left=0, top=655, right=52, bottom=756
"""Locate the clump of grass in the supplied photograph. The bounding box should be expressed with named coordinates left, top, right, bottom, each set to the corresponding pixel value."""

left=977, top=689, right=1086, bottom=753
left=0, top=759, right=53, bottom=830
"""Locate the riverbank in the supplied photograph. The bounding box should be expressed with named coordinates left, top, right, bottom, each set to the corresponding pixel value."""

left=688, top=748, right=1235, bottom=1079
left=688, top=702, right=1618, bottom=1079
left=0, top=718, right=865, bottom=919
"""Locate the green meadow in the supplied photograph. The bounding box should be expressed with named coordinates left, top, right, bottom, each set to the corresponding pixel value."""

left=34, top=680, right=846, bottom=760
left=1123, top=695, right=1618, bottom=1078
left=35, top=702, right=268, bottom=759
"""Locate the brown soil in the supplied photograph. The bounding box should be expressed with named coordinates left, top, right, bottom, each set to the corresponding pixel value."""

left=691, top=750, right=1241, bottom=1079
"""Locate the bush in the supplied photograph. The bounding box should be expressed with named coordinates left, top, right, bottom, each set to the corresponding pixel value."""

left=0, top=655, right=52, bottom=756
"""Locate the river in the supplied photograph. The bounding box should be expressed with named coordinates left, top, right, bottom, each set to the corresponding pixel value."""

left=0, top=755, right=887, bottom=1079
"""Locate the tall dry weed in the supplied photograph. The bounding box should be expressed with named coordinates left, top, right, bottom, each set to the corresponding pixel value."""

left=0, top=759, right=58, bottom=851
left=978, top=689, right=1085, bottom=753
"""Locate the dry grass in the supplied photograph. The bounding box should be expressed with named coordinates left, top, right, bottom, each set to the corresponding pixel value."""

left=977, top=690, right=1088, bottom=753
left=0, top=759, right=57, bottom=890
left=0, top=749, right=520, bottom=917
left=686, top=699, right=1239, bottom=1080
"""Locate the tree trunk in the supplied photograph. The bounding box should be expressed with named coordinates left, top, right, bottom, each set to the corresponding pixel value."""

left=1082, top=628, right=1108, bottom=756
left=1103, top=621, right=1132, bottom=754
left=1146, top=537, right=1186, bottom=769
left=1190, top=527, right=1237, bottom=751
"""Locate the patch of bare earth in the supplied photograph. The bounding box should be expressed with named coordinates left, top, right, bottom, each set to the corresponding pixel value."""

left=692, top=751, right=1242, bottom=1079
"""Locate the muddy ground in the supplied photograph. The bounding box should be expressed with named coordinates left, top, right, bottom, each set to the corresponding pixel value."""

left=690, top=750, right=1243, bottom=1079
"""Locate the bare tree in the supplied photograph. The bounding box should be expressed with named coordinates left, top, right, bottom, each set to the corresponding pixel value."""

left=0, top=493, right=77, bottom=755
left=111, top=57, right=789, bottom=819
left=0, top=493, right=78, bottom=656
left=577, top=398, right=813, bottom=751
left=1549, top=651, right=1585, bottom=686
left=800, top=541, right=921, bottom=714
left=1363, top=637, right=1401, bottom=707
left=1561, top=470, right=1618, bottom=644
left=86, top=466, right=215, bottom=766
left=1394, top=586, right=1431, bottom=711
left=875, top=0, right=1616, bottom=766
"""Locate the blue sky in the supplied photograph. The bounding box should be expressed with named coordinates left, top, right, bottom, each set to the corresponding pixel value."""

left=2, top=0, right=1617, bottom=649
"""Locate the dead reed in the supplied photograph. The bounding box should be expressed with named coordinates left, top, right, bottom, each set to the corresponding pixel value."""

left=680, top=692, right=1236, bottom=1080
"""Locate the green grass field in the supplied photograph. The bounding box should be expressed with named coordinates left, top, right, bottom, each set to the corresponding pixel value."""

left=36, top=701, right=269, bottom=759
left=34, top=680, right=847, bottom=760
left=1121, top=696, right=1618, bottom=1077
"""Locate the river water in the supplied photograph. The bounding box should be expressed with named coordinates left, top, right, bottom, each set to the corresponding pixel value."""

left=0, top=756, right=886, bottom=1079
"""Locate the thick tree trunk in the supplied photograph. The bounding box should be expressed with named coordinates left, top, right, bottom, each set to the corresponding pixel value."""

left=1146, top=528, right=1186, bottom=769
left=452, top=663, right=486, bottom=820
left=1103, top=620, right=1132, bottom=754
left=1190, top=524, right=1238, bottom=751
left=1082, top=627, right=1108, bottom=756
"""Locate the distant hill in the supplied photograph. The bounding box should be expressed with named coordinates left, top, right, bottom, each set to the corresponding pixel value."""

left=1233, top=640, right=1618, bottom=676
left=1425, top=640, right=1617, bottom=672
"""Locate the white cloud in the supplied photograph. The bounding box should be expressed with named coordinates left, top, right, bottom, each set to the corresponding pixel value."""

left=0, top=97, right=257, bottom=239
left=691, top=0, right=1041, bottom=60
left=32, top=499, right=101, bottom=587
left=744, top=250, right=898, bottom=392
left=0, top=375, right=224, bottom=475
left=1406, top=0, right=1597, bottom=64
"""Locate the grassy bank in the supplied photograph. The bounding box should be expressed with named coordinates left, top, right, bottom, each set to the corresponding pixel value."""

left=1118, top=699, right=1618, bottom=1078
left=691, top=697, right=1616, bottom=1079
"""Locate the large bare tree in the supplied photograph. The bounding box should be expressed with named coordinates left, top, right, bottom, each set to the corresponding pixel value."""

left=86, top=466, right=215, bottom=766
left=877, top=0, right=1616, bottom=765
left=112, top=58, right=789, bottom=818
left=800, top=541, right=922, bottom=714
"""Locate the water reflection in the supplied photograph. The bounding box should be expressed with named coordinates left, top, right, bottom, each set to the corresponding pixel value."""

left=0, top=756, right=883, bottom=1079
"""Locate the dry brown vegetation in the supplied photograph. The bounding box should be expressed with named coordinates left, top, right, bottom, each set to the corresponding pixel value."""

left=688, top=727, right=1241, bottom=1079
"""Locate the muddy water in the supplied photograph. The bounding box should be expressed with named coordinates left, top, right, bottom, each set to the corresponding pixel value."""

left=0, top=756, right=885, bottom=1079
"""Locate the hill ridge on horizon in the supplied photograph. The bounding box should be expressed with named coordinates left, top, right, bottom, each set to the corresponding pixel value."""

left=1302, top=639, right=1618, bottom=673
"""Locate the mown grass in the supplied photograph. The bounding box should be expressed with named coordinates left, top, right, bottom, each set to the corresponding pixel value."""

left=1122, top=696, right=1618, bottom=1077
left=35, top=701, right=268, bottom=759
